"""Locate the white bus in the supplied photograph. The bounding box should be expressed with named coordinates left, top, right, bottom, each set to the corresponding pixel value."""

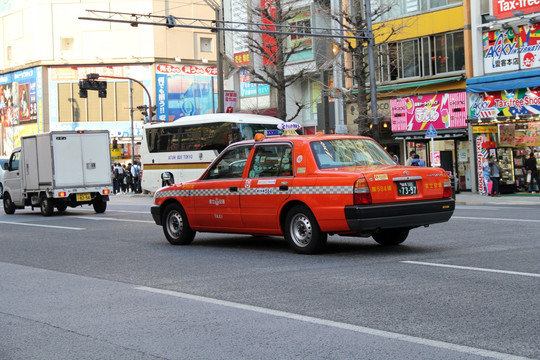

left=141, top=113, right=284, bottom=193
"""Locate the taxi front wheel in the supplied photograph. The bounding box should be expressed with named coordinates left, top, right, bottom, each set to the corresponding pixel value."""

left=372, top=228, right=409, bottom=246
left=162, top=203, right=195, bottom=245
left=285, top=205, right=327, bottom=254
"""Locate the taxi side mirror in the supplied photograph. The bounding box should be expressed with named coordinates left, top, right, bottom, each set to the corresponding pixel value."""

left=161, top=172, right=175, bottom=186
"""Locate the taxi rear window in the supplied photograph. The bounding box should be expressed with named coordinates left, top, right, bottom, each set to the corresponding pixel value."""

left=311, top=138, right=395, bottom=169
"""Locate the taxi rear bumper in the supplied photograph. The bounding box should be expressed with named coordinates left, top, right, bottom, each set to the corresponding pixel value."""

left=344, top=198, right=455, bottom=232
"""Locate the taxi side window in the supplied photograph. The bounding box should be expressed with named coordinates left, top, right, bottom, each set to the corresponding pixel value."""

left=205, top=145, right=251, bottom=180
left=248, top=145, right=292, bottom=178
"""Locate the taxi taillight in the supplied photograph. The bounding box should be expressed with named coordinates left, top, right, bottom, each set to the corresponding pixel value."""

left=354, top=177, right=372, bottom=205
left=443, top=173, right=453, bottom=198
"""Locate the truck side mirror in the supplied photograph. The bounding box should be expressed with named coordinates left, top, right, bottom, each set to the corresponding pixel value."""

left=2, top=163, right=7, bottom=170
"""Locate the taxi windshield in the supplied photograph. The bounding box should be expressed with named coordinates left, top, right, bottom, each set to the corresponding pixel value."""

left=311, top=138, right=396, bottom=169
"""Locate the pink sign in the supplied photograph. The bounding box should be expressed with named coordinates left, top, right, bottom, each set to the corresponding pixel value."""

left=390, top=92, right=467, bottom=132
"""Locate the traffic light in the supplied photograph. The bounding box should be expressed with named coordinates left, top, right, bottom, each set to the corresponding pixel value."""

left=78, top=76, right=107, bottom=98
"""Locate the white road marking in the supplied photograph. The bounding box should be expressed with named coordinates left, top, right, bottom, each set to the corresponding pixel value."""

left=72, top=216, right=154, bottom=223
left=0, top=221, right=85, bottom=231
left=402, top=261, right=540, bottom=278
left=452, top=216, right=540, bottom=223
left=136, top=286, right=533, bottom=360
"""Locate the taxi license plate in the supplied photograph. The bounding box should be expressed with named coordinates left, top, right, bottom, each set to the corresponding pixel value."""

left=76, top=193, right=91, bottom=201
left=397, top=181, right=417, bottom=196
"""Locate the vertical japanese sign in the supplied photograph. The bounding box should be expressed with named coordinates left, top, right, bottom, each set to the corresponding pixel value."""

left=224, top=91, right=238, bottom=113
left=156, top=74, right=168, bottom=122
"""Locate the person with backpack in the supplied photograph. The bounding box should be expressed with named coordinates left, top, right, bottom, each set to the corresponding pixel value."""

left=410, top=154, right=425, bottom=166
left=131, top=161, right=141, bottom=193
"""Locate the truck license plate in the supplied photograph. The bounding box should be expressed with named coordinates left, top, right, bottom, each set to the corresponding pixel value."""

left=76, top=193, right=91, bottom=201
left=397, top=181, right=417, bottom=196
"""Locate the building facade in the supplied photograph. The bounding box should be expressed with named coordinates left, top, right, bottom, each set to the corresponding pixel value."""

left=0, top=0, right=219, bottom=161
left=372, top=0, right=470, bottom=190
left=467, top=0, right=540, bottom=193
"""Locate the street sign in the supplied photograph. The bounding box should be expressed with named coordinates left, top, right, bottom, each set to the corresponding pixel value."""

left=425, top=124, right=438, bottom=138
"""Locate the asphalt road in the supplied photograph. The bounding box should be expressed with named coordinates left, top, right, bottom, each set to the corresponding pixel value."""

left=0, top=195, right=538, bottom=360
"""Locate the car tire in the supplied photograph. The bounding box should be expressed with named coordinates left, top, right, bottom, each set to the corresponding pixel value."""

left=372, top=228, right=409, bottom=246
left=93, top=198, right=107, bottom=213
left=284, top=205, right=327, bottom=254
left=3, top=192, right=15, bottom=214
left=40, top=195, right=54, bottom=217
left=162, top=203, right=195, bottom=245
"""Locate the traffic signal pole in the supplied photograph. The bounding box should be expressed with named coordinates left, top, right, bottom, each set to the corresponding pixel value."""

left=82, top=73, right=154, bottom=122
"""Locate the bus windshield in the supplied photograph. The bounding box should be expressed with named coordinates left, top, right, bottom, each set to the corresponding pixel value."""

left=140, top=114, right=283, bottom=193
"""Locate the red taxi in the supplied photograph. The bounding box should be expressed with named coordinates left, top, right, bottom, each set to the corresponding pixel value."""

left=151, top=131, right=454, bottom=254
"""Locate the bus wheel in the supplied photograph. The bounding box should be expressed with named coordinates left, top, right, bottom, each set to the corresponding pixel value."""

left=162, top=203, right=195, bottom=245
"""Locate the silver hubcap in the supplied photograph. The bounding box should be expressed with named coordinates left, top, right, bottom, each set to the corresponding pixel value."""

left=167, top=210, right=183, bottom=239
left=290, top=213, right=313, bottom=248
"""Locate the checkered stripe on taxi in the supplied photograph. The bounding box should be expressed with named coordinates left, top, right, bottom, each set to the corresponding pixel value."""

left=156, top=186, right=352, bottom=198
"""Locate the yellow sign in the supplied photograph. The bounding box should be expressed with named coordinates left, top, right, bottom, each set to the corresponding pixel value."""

left=472, top=126, right=498, bottom=133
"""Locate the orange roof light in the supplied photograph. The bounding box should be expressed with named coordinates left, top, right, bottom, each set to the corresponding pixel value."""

left=254, top=133, right=265, bottom=141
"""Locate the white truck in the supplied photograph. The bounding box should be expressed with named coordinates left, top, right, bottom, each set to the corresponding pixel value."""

left=2, top=130, right=113, bottom=216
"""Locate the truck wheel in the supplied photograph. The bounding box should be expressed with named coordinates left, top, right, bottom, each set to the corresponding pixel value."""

left=162, top=203, right=195, bottom=245
left=372, top=228, right=409, bottom=246
left=93, top=199, right=107, bottom=213
left=284, top=205, right=327, bottom=254
left=40, top=195, right=54, bottom=216
left=3, top=193, right=15, bottom=214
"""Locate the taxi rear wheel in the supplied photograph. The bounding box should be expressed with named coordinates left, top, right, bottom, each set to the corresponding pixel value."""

left=372, top=228, right=409, bottom=246
left=162, top=203, right=195, bottom=245
left=285, top=205, right=327, bottom=254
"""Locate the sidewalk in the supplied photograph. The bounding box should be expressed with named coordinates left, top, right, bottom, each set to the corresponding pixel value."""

left=455, top=191, right=540, bottom=206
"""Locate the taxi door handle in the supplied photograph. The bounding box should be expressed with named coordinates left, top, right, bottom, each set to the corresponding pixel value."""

left=279, top=185, right=288, bottom=191
left=229, top=186, right=238, bottom=192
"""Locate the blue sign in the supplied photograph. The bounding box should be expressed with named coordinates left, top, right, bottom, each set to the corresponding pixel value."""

left=426, top=124, right=438, bottom=138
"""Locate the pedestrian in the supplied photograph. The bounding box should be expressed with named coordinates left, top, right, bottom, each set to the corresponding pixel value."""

left=489, top=156, right=502, bottom=197
left=411, top=154, right=425, bottom=166
left=131, top=161, right=141, bottom=193
left=121, top=164, right=130, bottom=193
left=113, top=162, right=123, bottom=194
left=525, top=151, right=540, bottom=193
left=406, top=150, right=416, bottom=166
left=481, top=157, right=492, bottom=196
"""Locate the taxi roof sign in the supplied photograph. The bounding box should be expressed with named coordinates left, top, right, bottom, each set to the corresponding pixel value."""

left=278, top=121, right=302, bottom=136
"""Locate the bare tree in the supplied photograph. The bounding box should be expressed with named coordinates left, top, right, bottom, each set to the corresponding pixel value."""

left=242, top=0, right=312, bottom=121
left=320, top=0, right=409, bottom=136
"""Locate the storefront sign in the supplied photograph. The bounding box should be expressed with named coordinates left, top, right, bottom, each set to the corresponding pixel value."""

left=492, top=0, right=540, bottom=20
left=239, top=69, right=270, bottom=97
left=390, top=92, right=467, bottom=132
left=472, top=125, right=498, bottom=133
left=1, top=67, right=41, bottom=126
left=468, top=88, right=540, bottom=119
left=224, top=91, right=238, bottom=113
left=483, top=25, right=540, bottom=73
left=155, top=63, right=217, bottom=120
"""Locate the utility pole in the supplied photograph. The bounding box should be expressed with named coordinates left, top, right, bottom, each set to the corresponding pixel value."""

left=365, top=0, right=379, bottom=141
